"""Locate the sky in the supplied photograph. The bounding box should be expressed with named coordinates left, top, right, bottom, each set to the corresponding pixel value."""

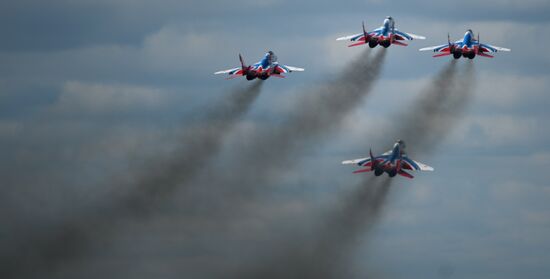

left=1, top=1, right=550, bottom=279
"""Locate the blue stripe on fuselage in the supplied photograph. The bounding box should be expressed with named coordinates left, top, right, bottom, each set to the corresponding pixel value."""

left=381, top=20, right=390, bottom=36
left=259, top=53, right=271, bottom=69
left=389, top=144, right=401, bottom=163
left=463, top=32, right=474, bottom=48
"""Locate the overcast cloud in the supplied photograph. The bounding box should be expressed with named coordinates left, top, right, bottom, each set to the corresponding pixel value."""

left=1, top=1, right=549, bottom=279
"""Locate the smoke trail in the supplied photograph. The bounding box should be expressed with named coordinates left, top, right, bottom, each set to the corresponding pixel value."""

left=316, top=61, right=476, bottom=278
left=146, top=49, right=388, bottom=279
left=388, top=60, right=475, bottom=154
left=1, top=81, right=263, bottom=279
left=228, top=61, right=476, bottom=279
left=324, top=61, right=475, bottom=278
left=3, top=46, right=386, bottom=278
left=217, top=49, right=387, bottom=196
left=232, top=177, right=392, bottom=279
left=121, top=80, right=264, bottom=213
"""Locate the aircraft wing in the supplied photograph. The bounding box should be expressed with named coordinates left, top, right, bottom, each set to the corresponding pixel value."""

left=336, top=33, right=364, bottom=41
left=419, top=44, right=449, bottom=52
left=214, top=67, right=242, bottom=75
left=393, top=29, right=426, bottom=40
left=342, top=155, right=389, bottom=166
left=479, top=43, right=511, bottom=53
left=274, top=63, right=304, bottom=73
left=342, top=157, right=369, bottom=165
left=402, top=157, right=434, bottom=171
left=336, top=28, right=380, bottom=42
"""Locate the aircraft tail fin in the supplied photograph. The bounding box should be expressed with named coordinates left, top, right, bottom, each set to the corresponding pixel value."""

left=369, top=149, right=376, bottom=171
left=239, top=54, right=246, bottom=69
left=362, top=21, right=369, bottom=40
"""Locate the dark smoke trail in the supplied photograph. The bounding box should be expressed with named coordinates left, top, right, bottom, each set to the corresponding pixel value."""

left=228, top=61, right=476, bottom=279
left=166, top=49, right=387, bottom=279
left=230, top=177, right=392, bottom=279
left=122, top=80, right=264, bottom=213
left=319, top=61, right=476, bottom=278
left=1, top=81, right=263, bottom=279
left=320, top=61, right=475, bottom=278
left=387, top=60, right=474, bottom=154
left=309, top=177, right=393, bottom=279
left=219, top=49, right=387, bottom=195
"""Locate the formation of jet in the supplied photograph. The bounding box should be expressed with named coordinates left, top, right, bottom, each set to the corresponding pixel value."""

left=214, top=51, right=304, bottom=80
left=342, top=140, right=434, bottom=179
left=420, top=29, right=511, bottom=59
left=213, top=18, right=513, bottom=179
left=215, top=18, right=510, bottom=81
left=336, top=16, right=425, bottom=48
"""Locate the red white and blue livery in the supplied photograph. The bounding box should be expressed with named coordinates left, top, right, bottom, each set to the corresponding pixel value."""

left=342, top=140, right=433, bottom=179
left=336, top=16, right=425, bottom=48
left=214, top=51, right=304, bottom=80
left=420, top=29, right=511, bottom=59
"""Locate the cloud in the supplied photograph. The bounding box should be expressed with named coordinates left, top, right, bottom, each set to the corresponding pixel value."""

left=1, top=1, right=550, bottom=279
left=473, top=74, right=549, bottom=109
left=449, top=114, right=543, bottom=150
left=53, top=81, right=169, bottom=114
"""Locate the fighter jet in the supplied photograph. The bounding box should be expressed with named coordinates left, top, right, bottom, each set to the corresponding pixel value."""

left=336, top=16, right=426, bottom=48
left=419, top=29, right=511, bottom=59
left=342, top=140, right=433, bottom=179
left=214, top=51, right=304, bottom=80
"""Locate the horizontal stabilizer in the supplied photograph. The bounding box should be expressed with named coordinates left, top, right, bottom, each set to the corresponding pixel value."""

left=398, top=170, right=414, bottom=179
left=353, top=168, right=372, bottom=174
left=393, top=40, right=408, bottom=46
left=479, top=53, right=494, bottom=58
left=433, top=52, right=451, bottom=58
left=348, top=41, right=367, bottom=47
